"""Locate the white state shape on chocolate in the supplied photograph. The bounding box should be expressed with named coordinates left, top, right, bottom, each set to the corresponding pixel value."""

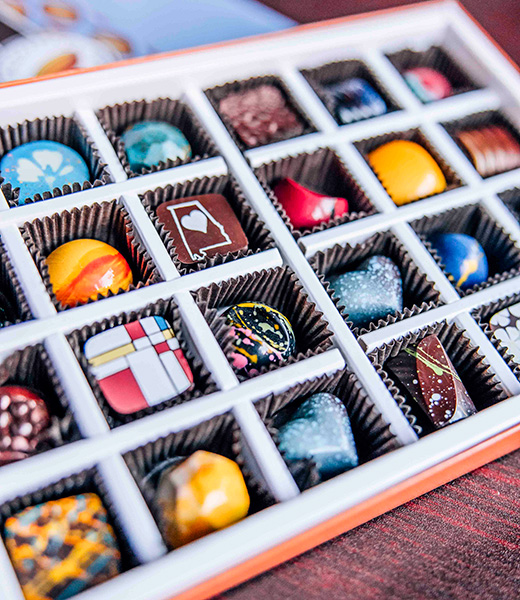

left=33, top=150, right=63, bottom=172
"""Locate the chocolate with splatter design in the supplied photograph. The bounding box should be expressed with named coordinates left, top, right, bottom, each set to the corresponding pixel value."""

left=385, top=333, right=476, bottom=431
left=223, top=302, right=296, bottom=377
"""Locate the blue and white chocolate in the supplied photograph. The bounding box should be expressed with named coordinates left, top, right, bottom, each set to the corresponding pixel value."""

left=121, top=121, right=191, bottom=172
left=0, top=140, right=90, bottom=205
left=329, top=255, right=403, bottom=329
left=326, top=77, right=387, bottom=125
left=277, top=392, right=358, bottom=479
left=428, top=233, right=488, bottom=290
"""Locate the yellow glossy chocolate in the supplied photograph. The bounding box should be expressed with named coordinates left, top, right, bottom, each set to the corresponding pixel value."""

left=47, top=239, right=133, bottom=308
left=156, top=450, right=250, bottom=548
left=368, top=140, right=447, bottom=205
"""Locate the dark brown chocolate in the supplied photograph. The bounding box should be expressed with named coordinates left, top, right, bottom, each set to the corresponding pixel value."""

left=156, top=194, right=248, bottom=265
left=218, top=84, right=304, bottom=148
left=385, top=334, right=476, bottom=431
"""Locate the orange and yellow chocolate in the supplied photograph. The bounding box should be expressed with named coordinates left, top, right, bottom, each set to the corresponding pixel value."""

left=156, top=450, right=250, bottom=548
left=47, top=239, right=133, bottom=308
left=368, top=139, right=446, bottom=206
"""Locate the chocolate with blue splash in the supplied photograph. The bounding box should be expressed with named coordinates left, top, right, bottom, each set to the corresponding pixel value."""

left=385, top=333, right=477, bottom=431
left=326, top=78, right=387, bottom=124
left=121, top=121, right=191, bottom=171
left=277, top=392, right=358, bottom=480
left=223, top=302, right=295, bottom=377
left=428, top=233, right=488, bottom=290
left=328, top=255, right=403, bottom=329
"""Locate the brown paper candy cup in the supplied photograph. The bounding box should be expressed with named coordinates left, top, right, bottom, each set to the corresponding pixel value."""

left=0, top=238, right=32, bottom=327
left=205, top=74, right=316, bottom=152
left=254, top=147, right=377, bottom=240
left=301, top=58, right=400, bottom=124
left=387, top=45, right=479, bottom=100
left=0, top=467, right=137, bottom=571
left=124, top=412, right=275, bottom=549
left=355, top=127, right=463, bottom=202
left=443, top=110, right=520, bottom=178
left=309, top=231, right=442, bottom=336
left=67, top=297, right=216, bottom=428
left=256, top=369, right=401, bottom=490
left=412, top=203, right=520, bottom=296
left=368, top=320, right=508, bottom=436
left=22, top=200, right=162, bottom=311
left=140, top=173, right=275, bottom=275
left=193, top=266, right=334, bottom=380
left=500, top=187, right=520, bottom=223
left=473, top=293, right=520, bottom=378
left=97, top=98, right=219, bottom=178
left=0, top=115, right=112, bottom=207
left=0, top=344, right=81, bottom=461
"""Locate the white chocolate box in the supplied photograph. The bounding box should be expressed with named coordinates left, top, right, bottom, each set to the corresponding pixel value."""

left=1, top=1, right=520, bottom=599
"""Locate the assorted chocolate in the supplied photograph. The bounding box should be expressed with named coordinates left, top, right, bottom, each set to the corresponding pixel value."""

left=489, top=301, right=520, bottom=363
left=428, top=232, right=488, bottom=290
left=367, top=139, right=447, bottom=205
left=0, top=140, right=90, bottom=205
left=156, top=194, right=248, bottom=265
left=277, top=392, right=358, bottom=480
left=155, top=450, right=250, bottom=548
left=121, top=121, right=192, bottom=172
left=4, top=493, right=122, bottom=599
left=217, top=84, right=305, bottom=148
left=325, top=77, right=387, bottom=124
left=224, top=302, right=296, bottom=377
left=0, top=385, right=52, bottom=466
left=273, top=178, right=349, bottom=230
left=455, top=125, right=520, bottom=177
left=84, top=316, right=194, bottom=415
left=47, top=239, right=133, bottom=308
left=403, top=67, right=452, bottom=102
left=385, top=333, right=477, bottom=432
left=329, top=255, right=403, bottom=329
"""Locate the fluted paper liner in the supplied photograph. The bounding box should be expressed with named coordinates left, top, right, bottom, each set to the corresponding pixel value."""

left=193, top=266, right=334, bottom=380
left=387, top=45, right=479, bottom=101
left=256, top=369, right=401, bottom=490
left=309, top=231, right=441, bottom=336
left=0, top=115, right=112, bottom=207
left=97, top=98, right=219, bottom=178
left=0, top=344, right=81, bottom=457
left=205, top=74, right=316, bottom=152
left=500, top=187, right=520, bottom=222
left=355, top=127, right=463, bottom=202
left=301, top=58, right=400, bottom=124
left=412, top=203, right=520, bottom=296
left=0, top=239, right=32, bottom=326
left=0, top=467, right=137, bottom=571
left=124, top=412, right=274, bottom=549
left=23, top=200, right=162, bottom=311
left=68, top=297, right=216, bottom=428
left=473, top=293, right=520, bottom=378
left=368, top=320, right=508, bottom=436
left=443, top=110, right=520, bottom=178
left=254, top=147, right=377, bottom=240
left=140, top=174, right=275, bottom=274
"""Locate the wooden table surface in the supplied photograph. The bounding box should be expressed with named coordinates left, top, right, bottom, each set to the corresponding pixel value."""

left=217, top=2, right=520, bottom=599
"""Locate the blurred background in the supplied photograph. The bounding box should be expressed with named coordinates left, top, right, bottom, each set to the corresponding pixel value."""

left=0, top=1, right=517, bottom=82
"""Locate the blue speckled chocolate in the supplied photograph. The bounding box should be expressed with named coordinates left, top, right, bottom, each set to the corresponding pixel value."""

left=121, top=121, right=191, bottom=171
left=0, top=140, right=90, bottom=205
left=328, top=255, right=403, bottom=329
left=428, top=233, right=488, bottom=290
left=223, top=302, right=296, bottom=378
left=326, top=78, right=387, bottom=125
left=277, top=392, right=358, bottom=479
